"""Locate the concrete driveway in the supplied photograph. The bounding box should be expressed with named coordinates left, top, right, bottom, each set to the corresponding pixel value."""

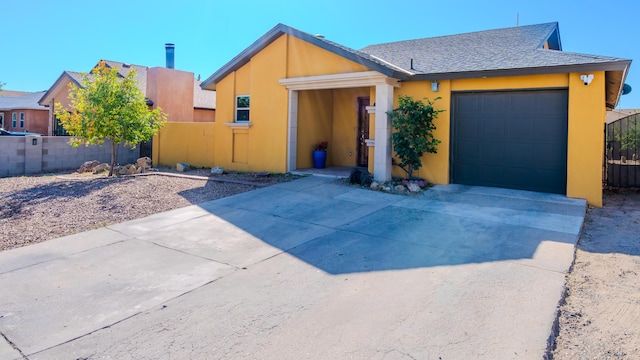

left=0, top=176, right=586, bottom=359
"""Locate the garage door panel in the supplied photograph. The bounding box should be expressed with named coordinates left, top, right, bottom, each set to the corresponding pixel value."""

left=452, top=90, right=567, bottom=194
left=482, top=117, right=506, bottom=136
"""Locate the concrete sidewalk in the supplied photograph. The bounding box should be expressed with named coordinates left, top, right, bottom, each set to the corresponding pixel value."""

left=0, top=176, right=586, bottom=359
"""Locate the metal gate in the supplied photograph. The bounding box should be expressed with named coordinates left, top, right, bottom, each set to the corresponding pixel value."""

left=604, top=113, right=640, bottom=187
left=139, top=140, right=152, bottom=159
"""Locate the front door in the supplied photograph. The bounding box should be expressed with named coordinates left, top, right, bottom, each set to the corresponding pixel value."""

left=357, top=97, right=370, bottom=167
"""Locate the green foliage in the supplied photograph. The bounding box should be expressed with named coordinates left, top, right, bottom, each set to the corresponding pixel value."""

left=619, top=122, right=640, bottom=151
left=0, top=81, right=4, bottom=92
left=55, top=61, right=167, bottom=175
left=389, top=95, right=443, bottom=178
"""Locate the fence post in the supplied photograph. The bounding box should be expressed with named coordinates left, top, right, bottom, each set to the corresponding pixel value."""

left=24, top=135, right=43, bottom=174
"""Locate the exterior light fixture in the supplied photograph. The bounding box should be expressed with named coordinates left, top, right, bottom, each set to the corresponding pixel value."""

left=580, top=74, right=594, bottom=86
left=431, top=81, right=439, bottom=92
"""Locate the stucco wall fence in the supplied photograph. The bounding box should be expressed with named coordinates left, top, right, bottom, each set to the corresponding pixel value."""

left=0, top=136, right=140, bottom=177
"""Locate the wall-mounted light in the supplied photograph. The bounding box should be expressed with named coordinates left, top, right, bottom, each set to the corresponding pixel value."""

left=580, top=74, right=594, bottom=86
left=431, top=80, right=439, bottom=92
left=32, top=138, right=38, bottom=146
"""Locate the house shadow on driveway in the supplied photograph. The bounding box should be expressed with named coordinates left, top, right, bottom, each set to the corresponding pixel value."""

left=164, top=176, right=587, bottom=275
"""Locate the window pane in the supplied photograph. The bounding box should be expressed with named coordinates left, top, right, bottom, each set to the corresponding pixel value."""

left=236, top=110, right=250, bottom=121
left=237, top=96, right=250, bottom=108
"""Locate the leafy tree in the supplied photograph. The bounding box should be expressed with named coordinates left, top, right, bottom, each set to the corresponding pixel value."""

left=0, top=81, right=4, bottom=92
left=55, top=61, right=167, bottom=176
left=389, top=95, right=443, bottom=179
left=619, top=119, right=640, bottom=152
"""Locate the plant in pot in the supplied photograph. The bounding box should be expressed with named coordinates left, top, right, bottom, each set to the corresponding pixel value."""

left=312, top=141, right=328, bottom=169
left=389, top=95, right=443, bottom=188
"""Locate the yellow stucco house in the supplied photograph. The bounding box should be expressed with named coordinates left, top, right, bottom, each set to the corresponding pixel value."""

left=168, top=22, right=631, bottom=206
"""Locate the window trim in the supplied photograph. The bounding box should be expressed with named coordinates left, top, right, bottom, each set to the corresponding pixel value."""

left=235, top=95, right=250, bottom=122
left=0, top=113, right=4, bottom=128
left=19, top=112, right=25, bottom=128
left=12, top=112, right=17, bottom=128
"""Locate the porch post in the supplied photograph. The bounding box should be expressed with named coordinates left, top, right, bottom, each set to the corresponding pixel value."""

left=287, top=90, right=299, bottom=172
left=374, top=84, right=394, bottom=181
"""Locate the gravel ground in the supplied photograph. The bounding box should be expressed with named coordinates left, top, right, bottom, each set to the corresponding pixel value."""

left=553, top=189, right=640, bottom=359
left=0, top=169, right=299, bottom=252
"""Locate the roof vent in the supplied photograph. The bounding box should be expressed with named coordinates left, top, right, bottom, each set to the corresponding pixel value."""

left=315, top=34, right=325, bottom=39
left=122, top=63, right=131, bottom=68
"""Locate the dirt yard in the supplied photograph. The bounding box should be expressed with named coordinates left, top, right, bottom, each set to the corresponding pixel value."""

left=0, top=169, right=299, bottom=251
left=553, top=189, right=640, bottom=359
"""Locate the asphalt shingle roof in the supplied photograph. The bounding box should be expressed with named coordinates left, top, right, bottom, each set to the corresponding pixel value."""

left=359, top=22, right=628, bottom=77
left=0, top=91, right=48, bottom=111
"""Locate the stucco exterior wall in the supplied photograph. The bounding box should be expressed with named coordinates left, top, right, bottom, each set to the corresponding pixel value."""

left=147, top=67, right=194, bottom=122
left=194, top=108, right=215, bottom=122
left=154, top=122, right=215, bottom=168
left=567, top=71, right=606, bottom=207
left=213, top=34, right=370, bottom=173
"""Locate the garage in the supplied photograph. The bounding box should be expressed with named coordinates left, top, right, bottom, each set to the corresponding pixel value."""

left=451, top=90, right=568, bottom=194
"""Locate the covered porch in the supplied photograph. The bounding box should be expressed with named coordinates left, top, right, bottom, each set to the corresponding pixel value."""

left=279, top=71, right=400, bottom=181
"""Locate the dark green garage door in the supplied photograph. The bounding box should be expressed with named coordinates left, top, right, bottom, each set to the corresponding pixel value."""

left=451, top=90, right=568, bottom=194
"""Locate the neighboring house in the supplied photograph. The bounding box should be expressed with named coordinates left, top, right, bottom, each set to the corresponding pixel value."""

left=0, top=90, right=48, bottom=134
left=38, top=58, right=216, bottom=136
left=606, top=108, right=640, bottom=123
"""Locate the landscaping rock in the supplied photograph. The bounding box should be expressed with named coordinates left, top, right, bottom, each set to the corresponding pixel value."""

left=254, top=171, right=270, bottom=178
left=176, top=163, right=190, bottom=172
left=407, top=182, right=421, bottom=192
left=210, top=166, right=224, bottom=175
left=136, top=157, right=152, bottom=172
left=370, top=182, right=380, bottom=190
left=115, top=164, right=137, bottom=176
left=77, top=160, right=100, bottom=173
left=395, top=185, right=406, bottom=192
left=93, top=163, right=110, bottom=174
left=383, top=186, right=391, bottom=191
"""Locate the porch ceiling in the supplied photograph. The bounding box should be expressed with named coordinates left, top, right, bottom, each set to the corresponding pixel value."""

left=279, top=71, right=401, bottom=91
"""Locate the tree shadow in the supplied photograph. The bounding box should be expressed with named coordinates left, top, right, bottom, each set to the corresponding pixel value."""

left=166, top=178, right=587, bottom=275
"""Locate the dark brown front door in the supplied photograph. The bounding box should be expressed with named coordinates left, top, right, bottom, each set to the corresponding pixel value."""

left=357, top=97, right=370, bottom=167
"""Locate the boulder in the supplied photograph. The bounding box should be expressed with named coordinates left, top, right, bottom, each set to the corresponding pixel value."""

left=370, top=182, right=380, bottom=190
left=176, top=163, right=190, bottom=172
left=77, top=160, right=100, bottom=173
left=136, top=157, right=152, bottom=172
left=407, top=182, right=422, bottom=192
left=93, top=163, right=110, bottom=174
left=210, top=166, right=224, bottom=175
left=117, top=164, right=137, bottom=176
left=395, top=185, right=406, bottom=192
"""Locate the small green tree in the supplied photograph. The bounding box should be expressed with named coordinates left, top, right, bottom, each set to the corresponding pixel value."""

left=389, top=95, right=443, bottom=179
left=619, top=121, right=640, bottom=152
left=55, top=61, right=167, bottom=176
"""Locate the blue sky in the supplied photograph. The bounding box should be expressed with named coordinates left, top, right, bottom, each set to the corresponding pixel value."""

left=2, top=0, right=638, bottom=108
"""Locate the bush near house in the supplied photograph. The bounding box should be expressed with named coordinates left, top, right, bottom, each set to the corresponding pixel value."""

left=389, top=95, right=443, bottom=179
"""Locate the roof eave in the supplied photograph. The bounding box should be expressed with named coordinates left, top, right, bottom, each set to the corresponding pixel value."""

left=200, top=24, right=406, bottom=90
left=38, top=72, right=82, bottom=106
left=407, top=60, right=632, bottom=82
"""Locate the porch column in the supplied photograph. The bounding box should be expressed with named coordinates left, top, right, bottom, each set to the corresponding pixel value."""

left=287, top=90, right=299, bottom=172
left=374, top=84, right=394, bottom=181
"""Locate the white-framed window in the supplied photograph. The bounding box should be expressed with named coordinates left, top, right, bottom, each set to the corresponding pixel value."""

left=0, top=113, right=4, bottom=128
left=12, top=112, right=17, bottom=128
left=19, top=112, right=25, bottom=128
left=235, top=95, right=250, bottom=122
